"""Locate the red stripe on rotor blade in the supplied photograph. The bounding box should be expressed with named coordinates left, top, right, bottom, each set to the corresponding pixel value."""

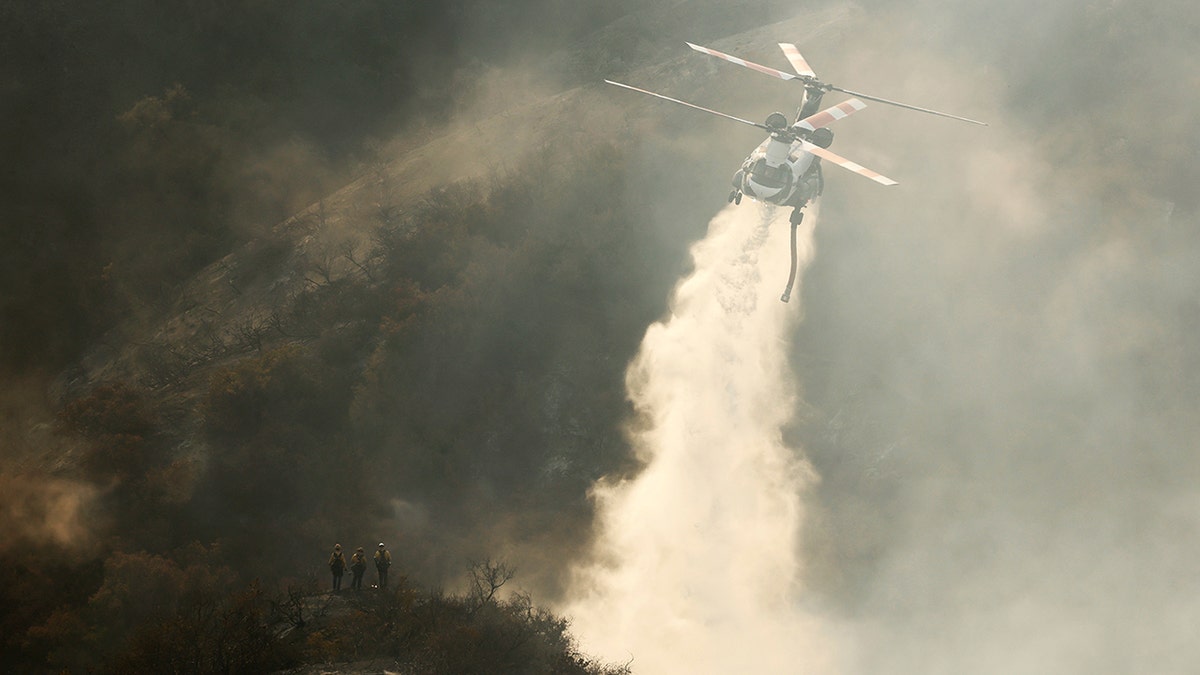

left=741, top=59, right=794, bottom=80
left=686, top=42, right=796, bottom=81
left=800, top=140, right=898, bottom=186
left=778, top=43, right=816, bottom=78
left=795, top=99, right=867, bottom=131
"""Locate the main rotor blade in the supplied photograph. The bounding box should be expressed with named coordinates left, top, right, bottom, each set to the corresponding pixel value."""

left=778, top=43, right=816, bottom=78
left=828, top=85, right=988, bottom=126
left=799, top=140, right=898, bottom=186
left=687, top=40, right=986, bottom=126
left=686, top=42, right=800, bottom=81
left=794, top=98, right=867, bottom=131
left=604, top=80, right=768, bottom=131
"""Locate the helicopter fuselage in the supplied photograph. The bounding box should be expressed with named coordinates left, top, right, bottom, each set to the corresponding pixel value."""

left=606, top=40, right=985, bottom=302
left=733, top=134, right=823, bottom=209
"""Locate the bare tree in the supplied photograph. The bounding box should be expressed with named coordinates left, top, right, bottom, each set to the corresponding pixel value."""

left=231, top=316, right=271, bottom=352
left=306, top=251, right=336, bottom=288
left=467, top=558, right=516, bottom=610
left=340, top=241, right=376, bottom=282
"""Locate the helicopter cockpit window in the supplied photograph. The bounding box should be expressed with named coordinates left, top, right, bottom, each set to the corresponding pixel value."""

left=750, top=158, right=788, bottom=189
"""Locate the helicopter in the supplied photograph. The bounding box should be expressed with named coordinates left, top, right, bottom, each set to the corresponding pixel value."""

left=606, top=41, right=986, bottom=301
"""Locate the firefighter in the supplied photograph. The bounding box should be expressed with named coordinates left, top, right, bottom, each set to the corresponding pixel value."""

left=374, top=542, right=392, bottom=588
left=350, top=546, right=367, bottom=590
left=328, top=543, right=348, bottom=592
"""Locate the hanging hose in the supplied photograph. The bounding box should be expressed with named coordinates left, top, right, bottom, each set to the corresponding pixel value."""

left=780, top=212, right=802, bottom=303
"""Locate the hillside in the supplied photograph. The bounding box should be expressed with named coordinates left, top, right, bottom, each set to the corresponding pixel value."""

left=9, top=0, right=1200, bottom=672
left=3, top=3, right=827, bottom=672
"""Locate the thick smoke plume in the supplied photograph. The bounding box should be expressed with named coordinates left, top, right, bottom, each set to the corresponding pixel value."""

left=565, top=204, right=838, bottom=673
left=564, top=2, right=1200, bottom=671
left=776, top=3, right=1200, bottom=673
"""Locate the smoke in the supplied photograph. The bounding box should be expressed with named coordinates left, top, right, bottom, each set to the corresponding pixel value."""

left=561, top=3, right=1200, bottom=672
left=6, top=0, right=1200, bottom=669
left=0, top=473, right=99, bottom=553
left=564, top=204, right=840, bottom=673
left=0, top=371, right=101, bottom=554
left=770, top=3, right=1200, bottom=673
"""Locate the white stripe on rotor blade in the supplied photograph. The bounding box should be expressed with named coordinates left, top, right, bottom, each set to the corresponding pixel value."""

left=794, top=98, right=867, bottom=131
left=778, top=43, right=816, bottom=78
left=801, top=140, right=898, bottom=186
left=686, top=42, right=798, bottom=81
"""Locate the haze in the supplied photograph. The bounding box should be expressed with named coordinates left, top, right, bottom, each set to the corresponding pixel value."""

left=3, top=0, right=1198, bottom=672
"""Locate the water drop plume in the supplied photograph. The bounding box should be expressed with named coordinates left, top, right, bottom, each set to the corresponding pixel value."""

left=565, top=204, right=839, bottom=673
